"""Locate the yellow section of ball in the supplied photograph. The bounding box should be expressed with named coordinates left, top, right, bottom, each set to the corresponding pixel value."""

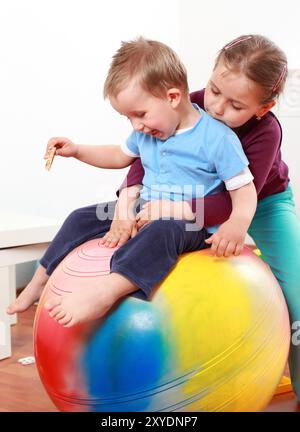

left=155, top=249, right=290, bottom=411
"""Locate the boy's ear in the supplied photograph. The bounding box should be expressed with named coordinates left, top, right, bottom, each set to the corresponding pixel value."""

left=167, top=88, right=182, bottom=107
left=256, top=100, right=276, bottom=118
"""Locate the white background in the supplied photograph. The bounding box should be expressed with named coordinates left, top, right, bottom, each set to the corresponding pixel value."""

left=1, top=0, right=300, bottom=223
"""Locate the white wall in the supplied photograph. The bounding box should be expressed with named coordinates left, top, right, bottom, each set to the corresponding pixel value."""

left=178, top=0, right=300, bottom=89
left=177, top=0, right=300, bottom=214
left=0, top=0, right=179, bottom=222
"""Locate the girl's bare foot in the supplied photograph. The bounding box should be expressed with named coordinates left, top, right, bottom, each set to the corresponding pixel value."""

left=44, top=273, right=137, bottom=327
left=6, top=265, right=49, bottom=315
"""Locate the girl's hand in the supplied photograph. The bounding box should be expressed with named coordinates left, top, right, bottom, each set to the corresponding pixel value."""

left=99, top=219, right=138, bottom=248
left=44, top=137, right=78, bottom=159
left=204, top=217, right=248, bottom=257
left=136, top=200, right=195, bottom=230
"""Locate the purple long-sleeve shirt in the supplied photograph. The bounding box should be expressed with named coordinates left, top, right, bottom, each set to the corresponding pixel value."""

left=117, top=88, right=289, bottom=227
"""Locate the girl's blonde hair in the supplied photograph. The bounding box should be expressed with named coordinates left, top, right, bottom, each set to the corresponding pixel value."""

left=103, top=37, right=189, bottom=99
left=215, top=35, right=288, bottom=104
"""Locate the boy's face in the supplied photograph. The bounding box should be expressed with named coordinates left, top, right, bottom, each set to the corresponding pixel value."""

left=110, top=80, right=180, bottom=141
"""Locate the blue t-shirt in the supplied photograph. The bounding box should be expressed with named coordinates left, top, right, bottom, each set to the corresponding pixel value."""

left=122, top=105, right=249, bottom=203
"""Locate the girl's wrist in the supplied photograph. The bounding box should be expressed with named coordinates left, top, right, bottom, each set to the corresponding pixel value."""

left=228, top=213, right=251, bottom=230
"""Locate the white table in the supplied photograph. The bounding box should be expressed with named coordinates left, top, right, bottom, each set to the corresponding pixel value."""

left=0, top=213, right=60, bottom=360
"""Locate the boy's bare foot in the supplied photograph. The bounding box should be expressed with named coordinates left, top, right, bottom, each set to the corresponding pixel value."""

left=6, top=265, right=49, bottom=315
left=44, top=273, right=137, bottom=327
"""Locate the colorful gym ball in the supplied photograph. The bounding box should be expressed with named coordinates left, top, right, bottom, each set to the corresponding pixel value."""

left=33, top=239, right=290, bottom=412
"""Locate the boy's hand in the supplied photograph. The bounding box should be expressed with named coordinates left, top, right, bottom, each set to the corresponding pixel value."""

left=204, top=217, right=248, bottom=257
left=44, top=137, right=78, bottom=159
left=136, top=200, right=195, bottom=230
left=99, top=219, right=138, bottom=248
left=100, top=185, right=141, bottom=247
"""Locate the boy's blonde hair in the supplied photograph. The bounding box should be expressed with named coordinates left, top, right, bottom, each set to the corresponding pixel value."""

left=103, top=37, right=189, bottom=99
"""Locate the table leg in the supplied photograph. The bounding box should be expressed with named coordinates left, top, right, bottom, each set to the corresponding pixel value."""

left=0, top=266, right=12, bottom=360
left=0, top=265, right=18, bottom=327
left=8, top=266, right=17, bottom=325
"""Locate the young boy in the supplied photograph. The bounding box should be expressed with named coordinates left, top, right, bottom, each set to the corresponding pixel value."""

left=11, top=37, right=257, bottom=326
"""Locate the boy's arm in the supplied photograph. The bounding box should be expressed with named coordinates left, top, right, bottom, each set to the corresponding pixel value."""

left=75, top=144, right=135, bottom=169
left=205, top=181, right=257, bottom=257
left=114, top=184, right=142, bottom=221
left=45, top=137, right=135, bottom=169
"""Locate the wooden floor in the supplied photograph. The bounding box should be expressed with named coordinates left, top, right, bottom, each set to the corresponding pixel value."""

left=0, top=305, right=299, bottom=412
left=0, top=305, right=58, bottom=412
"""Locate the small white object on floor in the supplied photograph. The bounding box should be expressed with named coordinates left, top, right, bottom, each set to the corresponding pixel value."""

left=18, top=356, right=35, bottom=365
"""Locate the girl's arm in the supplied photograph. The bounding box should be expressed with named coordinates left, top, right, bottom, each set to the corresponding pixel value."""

left=116, top=158, right=145, bottom=196
left=205, top=181, right=257, bottom=256
left=229, top=181, right=257, bottom=229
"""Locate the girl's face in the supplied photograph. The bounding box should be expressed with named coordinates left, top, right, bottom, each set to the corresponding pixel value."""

left=204, top=59, right=274, bottom=128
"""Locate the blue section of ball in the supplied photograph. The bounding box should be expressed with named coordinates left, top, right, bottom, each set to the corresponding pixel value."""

left=80, top=298, right=168, bottom=411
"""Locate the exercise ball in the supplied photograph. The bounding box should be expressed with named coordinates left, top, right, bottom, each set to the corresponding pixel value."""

left=33, top=239, right=290, bottom=412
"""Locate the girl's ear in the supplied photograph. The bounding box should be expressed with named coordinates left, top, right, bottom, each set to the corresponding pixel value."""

left=256, top=100, right=276, bottom=118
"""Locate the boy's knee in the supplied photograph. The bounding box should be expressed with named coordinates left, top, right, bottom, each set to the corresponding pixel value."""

left=65, top=208, right=85, bottom=224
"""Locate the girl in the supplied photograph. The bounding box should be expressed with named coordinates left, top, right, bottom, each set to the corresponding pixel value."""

left=8, top=34, right=300, bottom=400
